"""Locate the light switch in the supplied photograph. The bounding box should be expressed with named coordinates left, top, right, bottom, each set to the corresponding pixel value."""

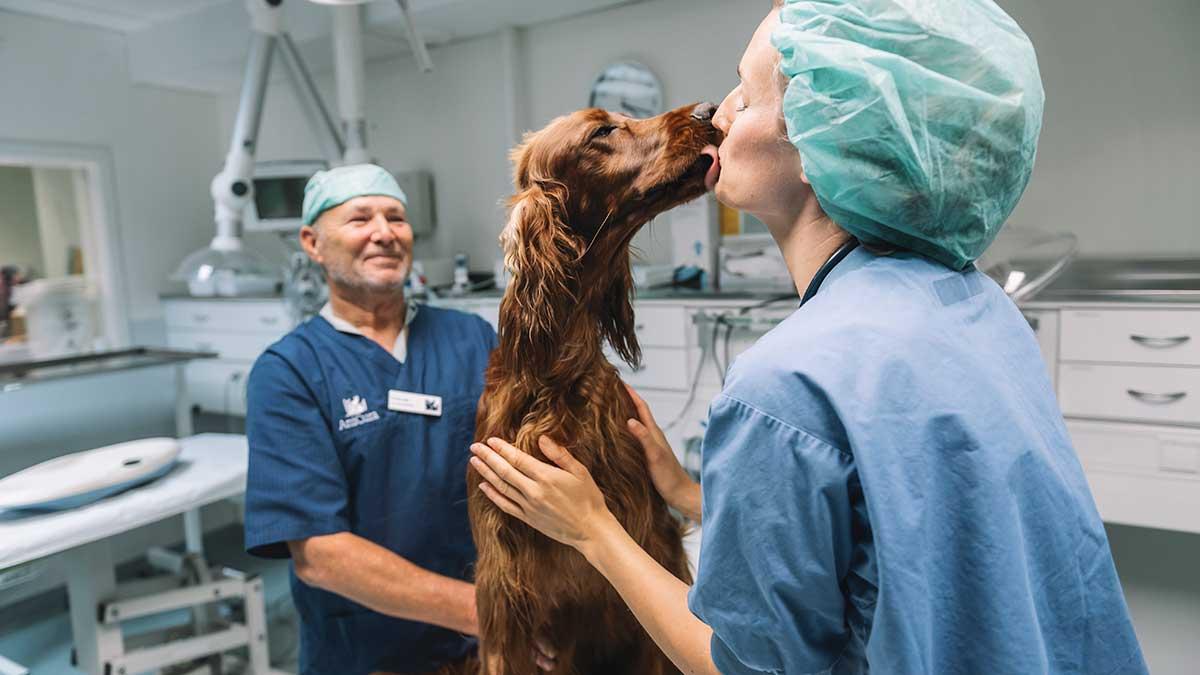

left=1160, top=442, right=1200, bottom=474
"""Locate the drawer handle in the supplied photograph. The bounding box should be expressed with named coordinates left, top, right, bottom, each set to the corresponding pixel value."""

left=260, top=316, right=280, bottom=326
left=1130, top=334, right=1191, bottom=349
left=193, top=313, right=210, bottom=323
left=1126, top=389, right=1188, bottom=405
left=635, top=324, right=646, bottom=332
left=623, top=363, right=647, bottom=373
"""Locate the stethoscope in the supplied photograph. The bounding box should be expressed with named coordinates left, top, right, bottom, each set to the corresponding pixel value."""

left=800, top=238, right=861, bottom=306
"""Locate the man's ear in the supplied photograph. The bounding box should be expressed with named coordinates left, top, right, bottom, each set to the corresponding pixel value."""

left=299, top=225, right=322, bottom=265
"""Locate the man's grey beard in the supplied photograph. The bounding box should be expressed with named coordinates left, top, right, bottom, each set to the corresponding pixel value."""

left=322, top=260, right=409, bottom=295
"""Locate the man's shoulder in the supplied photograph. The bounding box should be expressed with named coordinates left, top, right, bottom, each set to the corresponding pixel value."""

left=250, top=317, right=328, bottom=379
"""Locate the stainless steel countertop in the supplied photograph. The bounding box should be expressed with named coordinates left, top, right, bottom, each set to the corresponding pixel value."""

left=0, top=348, right=216, bottom=390
left=1031, top=258, right=1200, bottom=304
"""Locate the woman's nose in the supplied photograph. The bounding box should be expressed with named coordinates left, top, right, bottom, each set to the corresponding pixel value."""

left=691, top=102, right=718, bottom=122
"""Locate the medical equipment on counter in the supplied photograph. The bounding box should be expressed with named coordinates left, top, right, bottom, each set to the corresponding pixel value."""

left=976, top=226, right=1078, bottom=305
left=245, top=159, right=328, bottom=233
left=667, top=194, right=720, bottom=289
left=451, top=253, right=470, bottom=295
left=174, top=0, right=437, bottom=298
left=284, top=248, right=328, bottom=320
left=0, top=434, right=287, bottom=675
left=10, top=276, right=96, bottom=358
left=0, top=438, right=179, bottom=512
left=718, top=234, right=794, bottom=293
left=633, top=264, right=677, bottom=289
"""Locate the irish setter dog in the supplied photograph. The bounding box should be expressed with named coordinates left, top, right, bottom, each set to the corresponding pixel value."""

left=462, top=103, right=722, bottom=675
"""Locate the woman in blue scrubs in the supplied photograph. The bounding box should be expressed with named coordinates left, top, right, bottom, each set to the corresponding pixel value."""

left=469, top=1, right=1148, bottom=673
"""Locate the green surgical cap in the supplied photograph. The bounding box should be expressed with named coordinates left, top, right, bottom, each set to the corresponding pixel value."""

left=773, top=0, right=1045, bottom=270
left=301, top=163, right=408, bottom=226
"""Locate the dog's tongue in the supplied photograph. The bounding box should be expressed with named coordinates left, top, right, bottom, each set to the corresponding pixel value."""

left=701, top=145, right=721, bottom=191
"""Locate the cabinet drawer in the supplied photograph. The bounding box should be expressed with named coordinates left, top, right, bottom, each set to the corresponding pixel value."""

left=608, top=346, right=690, bottom=391
left=1059, top=363, right=1200, bottom=426
left=1067, top=420, right=1200, bottom=535
left=633, top=305, right=689, bottom=348
left=184, top=360, right=252, bottom=416
left=164, top=300, right=291, bottom=334
left=167, top=329, right=277, bottom=361
left=1060, top=309, right=1200, bottom=366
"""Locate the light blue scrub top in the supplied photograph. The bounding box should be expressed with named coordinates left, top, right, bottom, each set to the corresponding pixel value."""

left=688, top=247, right=1147, bottom=674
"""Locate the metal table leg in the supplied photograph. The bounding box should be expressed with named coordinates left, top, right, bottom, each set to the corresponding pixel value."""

left=61, top=540, right=123, bottom=675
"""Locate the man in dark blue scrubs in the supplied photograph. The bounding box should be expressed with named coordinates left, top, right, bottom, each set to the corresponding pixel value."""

left=244, top=164, right=495, bottom=674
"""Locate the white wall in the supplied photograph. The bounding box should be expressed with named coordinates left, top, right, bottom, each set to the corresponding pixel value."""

left=0, top=166, right=45, bottom=272
left=1001, top=0, right=1200, bottom=258
left=0, top=10, right=224, bottom=331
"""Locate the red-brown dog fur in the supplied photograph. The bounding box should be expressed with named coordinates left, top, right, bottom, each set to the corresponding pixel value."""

left=462, top=103, right=722, bottom=675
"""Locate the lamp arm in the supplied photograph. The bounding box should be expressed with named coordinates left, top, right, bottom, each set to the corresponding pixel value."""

left=211, top=28, right=276, bottom=252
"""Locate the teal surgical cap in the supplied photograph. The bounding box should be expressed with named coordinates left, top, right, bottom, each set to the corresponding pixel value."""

left=773, top=0, right=1045, bottom=270
left=301, top=163, right=408, bottom=226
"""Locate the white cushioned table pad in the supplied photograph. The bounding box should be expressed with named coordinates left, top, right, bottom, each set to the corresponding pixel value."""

left=0, top=434, right=247, bottom=570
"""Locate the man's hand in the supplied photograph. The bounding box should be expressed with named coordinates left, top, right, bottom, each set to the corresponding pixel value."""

left=624, top=384, right=702, bottom=522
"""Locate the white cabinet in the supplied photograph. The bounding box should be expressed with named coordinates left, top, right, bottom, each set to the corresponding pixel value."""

left=162, top=297, right=294, bottom=416
left=1031, top=302, right=1200, bottom=535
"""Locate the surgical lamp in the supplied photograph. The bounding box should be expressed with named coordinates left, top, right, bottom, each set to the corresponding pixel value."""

left=174, top=0, right=434, bottom=296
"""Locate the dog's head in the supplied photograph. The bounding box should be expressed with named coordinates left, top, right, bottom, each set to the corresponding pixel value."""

left=500, top=103, right=722, bottom=370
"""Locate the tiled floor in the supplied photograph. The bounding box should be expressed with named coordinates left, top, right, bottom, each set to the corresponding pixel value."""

left=0, top=523, right=298, bottom=674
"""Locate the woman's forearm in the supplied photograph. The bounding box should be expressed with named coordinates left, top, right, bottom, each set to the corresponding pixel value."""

left=582, top=517, right=720, bottom=675
left=672, top=481, right=703, bottom=523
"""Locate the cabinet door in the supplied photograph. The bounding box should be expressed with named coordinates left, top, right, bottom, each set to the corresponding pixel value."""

left=167, top=330, right=278, bottom=361
left=608, top=346, right=690, bottom=391
left=164, top=300, right=292, bottom=335
left=633, top=305, right=690, bottom=348
left=1068, top=420, right=1200, bottom=535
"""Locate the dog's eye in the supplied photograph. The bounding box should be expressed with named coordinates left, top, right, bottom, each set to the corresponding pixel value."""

left=589, top=125, right=618, bottom=142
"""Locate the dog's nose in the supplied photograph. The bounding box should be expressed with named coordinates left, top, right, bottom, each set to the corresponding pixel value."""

left=690, top=102, right=718, bottom=122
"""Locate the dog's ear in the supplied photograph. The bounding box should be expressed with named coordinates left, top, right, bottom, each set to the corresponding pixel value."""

left=597, top=262, right=641, bottom=369
left=498, top=182, right=583, bottom=374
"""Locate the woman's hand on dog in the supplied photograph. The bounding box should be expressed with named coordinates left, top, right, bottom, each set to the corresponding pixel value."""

left=625, top=384, right=703, bottom=523
left=470, top=435, right=622, bottom=555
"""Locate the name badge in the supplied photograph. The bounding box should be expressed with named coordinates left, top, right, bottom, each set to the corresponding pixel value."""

left=388, top=390, right=443, bottom=417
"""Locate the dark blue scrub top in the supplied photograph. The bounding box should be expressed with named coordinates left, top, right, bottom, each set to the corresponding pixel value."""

left=244, top=305, right=496, bottom=675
